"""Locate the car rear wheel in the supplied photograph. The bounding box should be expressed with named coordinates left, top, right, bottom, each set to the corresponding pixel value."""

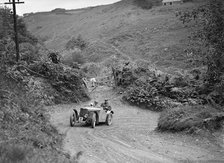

left=106, top=114, right=113, bottom=126
left=70, top=112, right=77, bottom=127
left=91, top=113, right=96, bottom=128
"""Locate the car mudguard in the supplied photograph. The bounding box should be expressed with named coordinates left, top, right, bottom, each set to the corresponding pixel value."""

left=73, top=109, right=79, bottom=118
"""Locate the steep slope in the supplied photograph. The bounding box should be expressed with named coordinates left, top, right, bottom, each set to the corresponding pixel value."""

left=24, top=0, right=203, bottom=69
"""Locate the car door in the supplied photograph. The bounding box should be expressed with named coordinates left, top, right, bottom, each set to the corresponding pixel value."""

left=99, top=109, right=107, bottom=122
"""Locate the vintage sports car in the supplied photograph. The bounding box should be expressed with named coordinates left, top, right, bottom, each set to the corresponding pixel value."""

left=70, top=105, right=114, bottom=128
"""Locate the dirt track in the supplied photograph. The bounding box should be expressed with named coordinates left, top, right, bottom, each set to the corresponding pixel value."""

left=49, top=86, right=224, bottom=163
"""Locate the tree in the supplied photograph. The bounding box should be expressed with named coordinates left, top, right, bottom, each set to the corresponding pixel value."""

left=177, top=0, right=224, bottom=84
left=0, top=8, right=14, bottom=39
left=204, top=0, right=224, bottom=84
left=176, top=0, right=224, bottom=108
left=0, top=7, right=37, bottom=44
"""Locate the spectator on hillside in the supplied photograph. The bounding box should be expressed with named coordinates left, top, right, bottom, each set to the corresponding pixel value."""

left=90, top=77, right=97, bottom=87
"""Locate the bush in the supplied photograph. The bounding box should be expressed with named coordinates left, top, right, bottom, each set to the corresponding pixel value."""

left=114, top=63, right=206, bottom=111
left=123, top=79, right=170, bottom=111
left=0, top=37, right=16, bottom=65
left=135, top=59, right=151, bottom=69
left=61, top=49, right=86, bottom=66
left=157, top=105, right=224, bottom=133
left=101, top=55, right=121, bottom=68
left=65, top=35, right=88, bottom=50
left=51, top=8, right=66, bottom=14
left=20, top=43, right=40, bottom=63
left=0, top=145, right=28, bottom=163
left=28, top=61, right=89, bottom=103
left=81, top=62, right=101, bottom=77
left=134, top=0, right=153, bottom=9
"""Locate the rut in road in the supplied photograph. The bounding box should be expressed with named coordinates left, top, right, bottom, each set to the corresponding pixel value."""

left=49, top=86, right=224, bottom=163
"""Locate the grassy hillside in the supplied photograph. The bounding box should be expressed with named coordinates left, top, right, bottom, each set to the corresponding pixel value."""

left=24, top=0, right=203, bottom=70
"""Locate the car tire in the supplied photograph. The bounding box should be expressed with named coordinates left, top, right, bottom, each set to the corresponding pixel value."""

left=91, top=113, right=96, bottom=128
left=106, top=113, right=113, bottom=126
left=70, top=112, right=76, bottom=127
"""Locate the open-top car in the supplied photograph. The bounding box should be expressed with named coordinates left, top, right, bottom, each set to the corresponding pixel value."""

left=70, top=105, right=114, bottom=128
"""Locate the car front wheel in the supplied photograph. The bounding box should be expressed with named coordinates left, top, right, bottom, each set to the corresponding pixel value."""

left=106, top=114, right=113, bottom=126
left=70, top=112, right=76, bottom=127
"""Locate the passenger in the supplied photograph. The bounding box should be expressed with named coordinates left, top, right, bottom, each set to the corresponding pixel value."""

left=89, top=101, right=98, bottom=107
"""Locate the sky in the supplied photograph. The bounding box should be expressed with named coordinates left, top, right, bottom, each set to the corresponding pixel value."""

left=1, top=0, right=121, bottom=15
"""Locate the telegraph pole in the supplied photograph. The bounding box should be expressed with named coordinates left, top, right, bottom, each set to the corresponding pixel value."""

left=4, top=0, right=24, bottom=62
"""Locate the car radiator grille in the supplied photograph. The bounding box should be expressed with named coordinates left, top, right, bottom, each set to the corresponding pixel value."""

left=79, top=108, right=89, bottom=117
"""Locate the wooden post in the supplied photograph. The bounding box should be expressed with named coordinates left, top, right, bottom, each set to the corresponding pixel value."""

left=4, top=0, right=24, bottom=62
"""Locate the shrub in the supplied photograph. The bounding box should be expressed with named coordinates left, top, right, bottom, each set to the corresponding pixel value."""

left=0, top=37, right=16, bottom=65
left=134, top=0, right=153, bottom=9
left=65, top=35, right=88, bottom=50
left=0, top=145, right=28, bottom=163
left=62, top=49, right=86, bottom=66
left=28, top=61, right=90, bottom=103
left=135, top=59, right=151, bottom=69
left=48, top=51, right=61, bottom=64
left=157, top=105, right=224, bottom=133
left=114, top=62, right=206, bottom=111
left=101, top=55, right=121, bottom=68
left=20, top=42, right=39, bottom=63
left=81, top=62, right=101, bottom=77
left=123, top=79, right=170, bottom=111
left=112, top=62, right=139, bottom=87
left=51, top=8, right=66, bottom=14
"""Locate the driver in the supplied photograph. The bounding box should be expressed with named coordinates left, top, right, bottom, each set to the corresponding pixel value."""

left=100, top=99, right=111, bottom=111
